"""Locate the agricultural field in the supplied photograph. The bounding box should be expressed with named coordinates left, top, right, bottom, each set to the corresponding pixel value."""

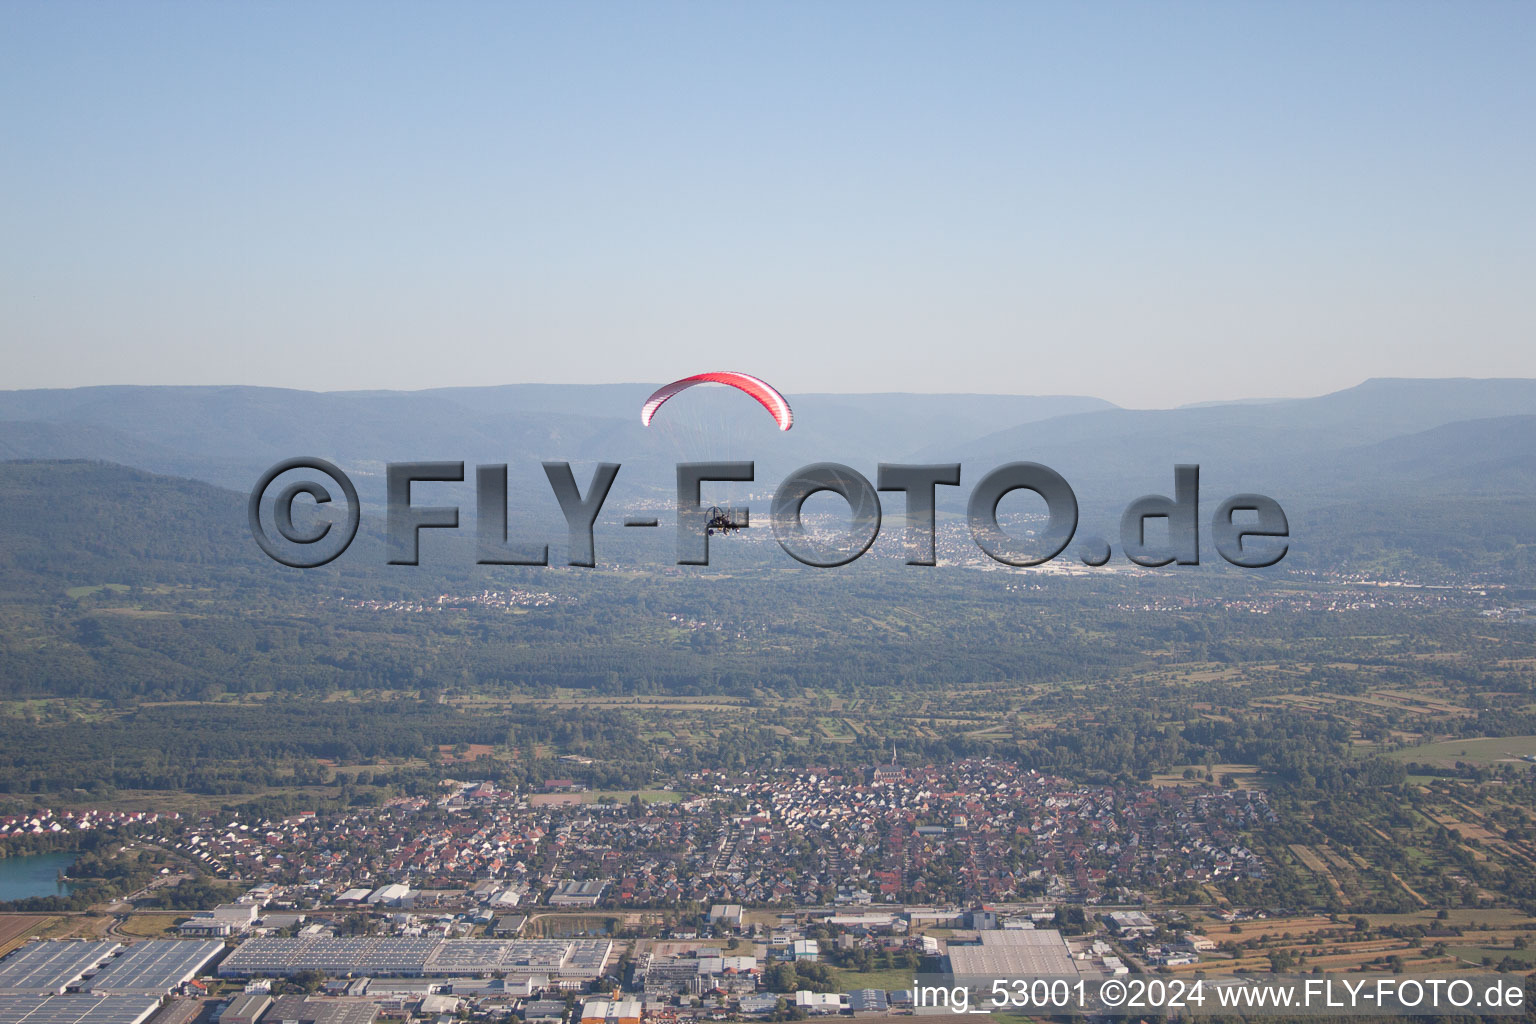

left=828, top=965, right=925, bottom=993
left=0, top=914, right=54, bottom=956
left=588, top=790, right=684, bottom=804
left=1176, top=910, right=1536, bottom=975
left=1390, top=736, right=1536, bottom=768
left=117, top=913, right=183, bottom=937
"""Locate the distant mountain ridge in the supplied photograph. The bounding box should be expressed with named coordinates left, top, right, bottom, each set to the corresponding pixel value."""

left=0, top=383, right=1117, bottom=498
left=0, top=378, right=1530, bottom=511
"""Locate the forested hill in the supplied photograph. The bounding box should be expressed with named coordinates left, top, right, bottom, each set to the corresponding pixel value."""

left=0, top=460, right=257, bottom=594
left=1, top=455, right=1531, bottom=708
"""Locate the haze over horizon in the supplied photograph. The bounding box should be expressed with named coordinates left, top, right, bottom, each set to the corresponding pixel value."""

left=5, top=374, right=1534, bottom=414
left=4, top=3, right=1534, bottom=407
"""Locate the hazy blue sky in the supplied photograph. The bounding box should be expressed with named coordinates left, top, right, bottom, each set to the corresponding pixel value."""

left=3, top=3, right=1532, bottom=407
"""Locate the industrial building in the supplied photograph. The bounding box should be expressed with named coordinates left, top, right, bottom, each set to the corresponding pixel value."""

left=86, top=942, right=224, bottom=996
left=519, top=999, right=566, bottom=1023
left=364, top=886, right=411, bottom=908
left=547, top=881, right=605, bottom=907
left=0, top=943, right=168, bottom=1024
left=848, top=989, right=889, bottom=1014
left=178, top=904, right=258, bottom=938
left=265, top=996, right=380, bottom=1024
left=577, top=999, right=639, bottom=1024
left=216, top=938, right=438, bottom=979
left=0, top=995, right=161, bottom=1024
left=217, top=992, right=272, bottom=1024
left=489, top=915, right=526, bottom=938
left=945, top=928, right=1080, bottom=981
left=0, top=943, right=121, bottom=996
left=217, top=938, right=611, bottom=984
left=0, top=941, right=222, bottom=1000
left=705, top=905, right=742, bottom=929
left=793, top=992, right=846, bottom=1014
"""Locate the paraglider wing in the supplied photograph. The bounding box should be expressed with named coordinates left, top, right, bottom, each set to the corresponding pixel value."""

left=640, top=371, right=793, bottom=431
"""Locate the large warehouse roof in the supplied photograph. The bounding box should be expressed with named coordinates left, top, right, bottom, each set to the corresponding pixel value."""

left=0, top=943, right=122, bottom=996
left=218, top=938, right=612, bottom=980
left=87, top=941, right=225, bottom=996
left=946, top=929, right=1080, bottom=980
left=0, top=995, right=160, bottom=1024
left=217, top=938, right=439, bottom=978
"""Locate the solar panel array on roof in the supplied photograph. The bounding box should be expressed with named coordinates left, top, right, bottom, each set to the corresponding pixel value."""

left=0, top=995, right=160, bottom=1024
left=217, top=938, right=436, bottom=978
left=218, top=938, right=610, bottom=980
left=87, top=942, right=225, bottom=996
left=425, top=939, right=612, bottom=979
left=420, top=941, right=515, bottom=975
left=557, top=941, right=611, bottom=978
left=423, top=939, right=608, bottom=976
left=0, top=943, right=122, bottom=995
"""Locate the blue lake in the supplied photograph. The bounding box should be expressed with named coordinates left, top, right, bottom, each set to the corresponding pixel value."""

left=0, top=852, right=77, bottom=901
